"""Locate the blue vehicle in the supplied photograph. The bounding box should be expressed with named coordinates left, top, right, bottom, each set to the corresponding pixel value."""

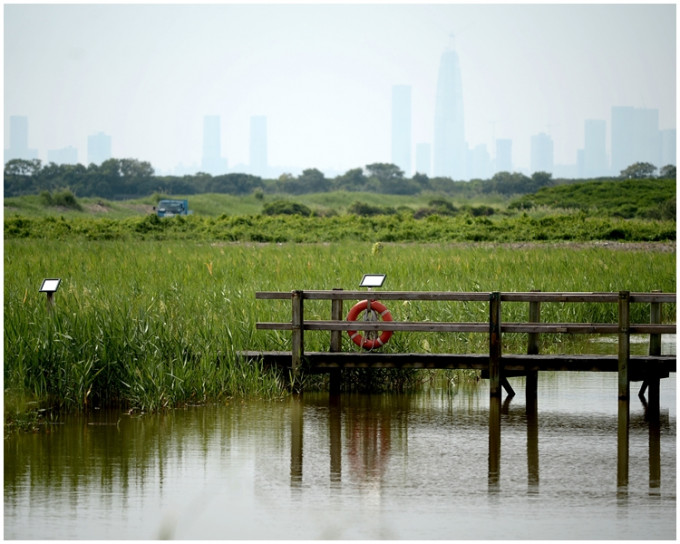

left=156, top=199, right=189, bottom=217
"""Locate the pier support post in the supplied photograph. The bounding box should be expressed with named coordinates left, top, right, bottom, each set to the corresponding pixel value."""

left=489, top=292, right=502, bottom=398
left=642, top=291, right=662, bottom=418
left=617, top=290, right=630, bottom=490
left=488, top=395, right=501, bottom=492
left=526, top=291, right=541, bottom=403
left=329, top=288, right=343, bottom=395
left=290, top=396, right=303, bottom=488
left=291, top=290, right=304, bottom=388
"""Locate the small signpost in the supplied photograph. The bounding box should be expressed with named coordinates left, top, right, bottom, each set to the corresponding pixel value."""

left=359, top=274, right=386, bottom=288
left=39, top=278, right=61, bottom=311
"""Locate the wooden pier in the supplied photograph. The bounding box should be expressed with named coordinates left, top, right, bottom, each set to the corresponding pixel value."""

left=244, top=289, right=675, bottom=398
left=245, top=289, right=675, bottom=491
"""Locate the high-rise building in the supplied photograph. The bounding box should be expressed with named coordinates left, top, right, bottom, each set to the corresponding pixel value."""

left=201, top=115, right=228, bottom=175
left=5, top=115, right=38, bottom=162
left=415, top=143, right=431, bottom=176
left=611, top=106, right=661, bottom=174
left=583, top=119, right=607, bottom=177
left=495, top=139, right=512, bottom=173
left=530, top=133, right=554, bottom=174
left=87, top=132, right=112, bottom=165
left=391, top=85, right=411, bottom=175
left=47, top=146, right=78, bottom=165
left=433, top=42, right=466, bottom=179
left=250, top=115, right=268, bottom=177
left=660, top=129, right=676, bottom=167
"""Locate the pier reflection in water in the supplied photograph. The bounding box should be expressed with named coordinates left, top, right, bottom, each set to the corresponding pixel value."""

left=4, top=372, right=676, bottom=540
left=293, top=383, right=670, bottom=501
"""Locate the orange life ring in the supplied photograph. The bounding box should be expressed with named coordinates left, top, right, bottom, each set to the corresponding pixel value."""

left=346, top=299, right=393, bottom=350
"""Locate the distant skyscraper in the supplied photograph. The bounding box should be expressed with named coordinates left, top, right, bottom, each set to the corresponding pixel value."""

left=611, top=106, right=661, bottom=174
left=530, top=133, right=554, bottom=173
left=250, top=116, right=268, bottom=177
left=5, top=115, right=38, bottom=162
left=433, top=41, right=465, bottom=179
left=391, top=85, right=411, bottom=175
left=47, top=146, right=78, bottom=165
left=415, top=143, right=431, bottom=176
left=660, top=129, right=676, bottom=167
left=495, top=139, right=512, bottom=173
left=87, top=132, right=111, bottom=165
left=583, top=119, right=607, bottom=177
left=201, top=115, right=228, bottom=175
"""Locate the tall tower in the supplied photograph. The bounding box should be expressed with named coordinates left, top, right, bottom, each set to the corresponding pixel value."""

left=530, top=133, right=554, bottom=174
left=87, top=132, right=112, bottom=165
left=495, top=139, right=512, bottom=173
left=202, top=115, right=227, bottom=175
left=250, top=115, right=268, bottom=177
left=5, top=115, right=38, bottom=162
left=611, top=106, right=661, bottom=174
left=433, top=39, right=465, bottom=179
left=391, top=85, right=411, bottom=175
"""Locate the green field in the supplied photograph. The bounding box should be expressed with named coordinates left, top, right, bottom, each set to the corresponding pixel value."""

left=4, top=239, right=676, bottom=423
left=4, top=178, right=677, bottom=426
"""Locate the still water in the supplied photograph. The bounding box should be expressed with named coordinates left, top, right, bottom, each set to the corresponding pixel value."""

left=4, top=372, right=676, bottom=540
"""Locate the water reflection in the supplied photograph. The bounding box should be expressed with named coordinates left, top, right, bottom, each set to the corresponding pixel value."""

left=4, top=373, right=676, bottom=540
left=292, top=384, right=670, bottom=498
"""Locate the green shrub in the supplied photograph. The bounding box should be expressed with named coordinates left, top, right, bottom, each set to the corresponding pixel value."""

left=262, top=200, right=312, bottom=216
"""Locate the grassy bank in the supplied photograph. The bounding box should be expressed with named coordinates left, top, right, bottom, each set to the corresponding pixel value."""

left=4, top=239, right=676, bottom=418
left=5, top=211, right=676, bottom=243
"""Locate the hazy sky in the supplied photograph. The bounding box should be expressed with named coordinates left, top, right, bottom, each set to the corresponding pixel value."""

left=4, top=2, right=676, bottom=176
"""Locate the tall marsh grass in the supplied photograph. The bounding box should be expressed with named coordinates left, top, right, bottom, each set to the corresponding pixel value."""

left=4, top=240, right=675, bottom=412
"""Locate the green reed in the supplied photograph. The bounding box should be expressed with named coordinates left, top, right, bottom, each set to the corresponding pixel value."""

left=4, top=239, right=675, bottom=412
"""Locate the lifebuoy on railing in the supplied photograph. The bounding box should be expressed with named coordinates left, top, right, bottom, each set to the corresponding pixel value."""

left=346, top=299, right=393, bottom=350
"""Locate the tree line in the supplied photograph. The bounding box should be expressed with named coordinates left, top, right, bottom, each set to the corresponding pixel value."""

left=4, top=157, right=675, bottom=200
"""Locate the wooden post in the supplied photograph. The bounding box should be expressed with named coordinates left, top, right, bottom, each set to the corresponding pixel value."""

left=46, top=291, right=55, bottom=313
left=290, top=396, right=303, bottom=488
left=527, top=397, right=539, bottom=493
left=489, top=292, right=502, bottom=398
left=291, top=290, right=304, bottom=385
left=329, top=288, right=343, bottom=394
left=526, top=291, right=541, bottom=403
left=488, top=394, right=501, bottom=492
left=646, top=291, right=662, bottom=418
left=329, top=394, right=342, bottom=485
left=617, top=290, right=630, bottom=490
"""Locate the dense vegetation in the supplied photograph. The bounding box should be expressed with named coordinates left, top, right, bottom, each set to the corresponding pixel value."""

left=4, top=210, right=675, bottom=243
left=7, top=156, right=666, bottom=200
left=5, top=240, right=676, bottom=422
left=510, top=177, right=676, bottom=220
left=4, top=168, right=676, bottom=430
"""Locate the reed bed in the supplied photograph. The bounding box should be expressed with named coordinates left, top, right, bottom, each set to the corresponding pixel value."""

left=4, top=239, right=675, bottom=413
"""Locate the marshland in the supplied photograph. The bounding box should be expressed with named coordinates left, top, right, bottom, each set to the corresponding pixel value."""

left=4, top=178, right=676, bottom=539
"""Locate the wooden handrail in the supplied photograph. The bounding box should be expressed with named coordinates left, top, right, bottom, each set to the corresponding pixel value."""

left=256, top=320, right=676, bottom=335
left=256, top=290, right=676, bottom=304
left=253, top=290, right=676, bottom=398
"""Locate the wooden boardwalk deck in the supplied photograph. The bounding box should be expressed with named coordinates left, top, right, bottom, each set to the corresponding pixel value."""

left=245, top=289, right=675, bottom=394
left=246, top=289, right=675, bottom=491
left=240, top=350, right=674, bottom=377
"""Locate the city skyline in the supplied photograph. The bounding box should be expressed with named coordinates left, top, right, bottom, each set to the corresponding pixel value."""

left=5, top=103, right=675, bottom=180
left=4, top=4, right=676, bottom=177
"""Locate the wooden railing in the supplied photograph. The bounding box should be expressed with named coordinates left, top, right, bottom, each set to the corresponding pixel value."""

left=251, top=290, right=676, bottom=398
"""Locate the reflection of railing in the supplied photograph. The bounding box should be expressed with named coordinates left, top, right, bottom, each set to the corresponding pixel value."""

left=289, top=393, right=668, bottom=497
